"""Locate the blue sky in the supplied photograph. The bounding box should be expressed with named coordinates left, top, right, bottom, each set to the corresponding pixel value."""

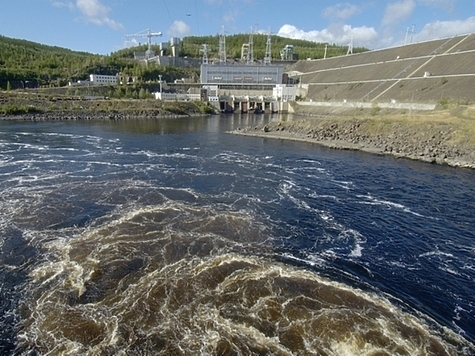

left=1, top=0, right=474, bottom=54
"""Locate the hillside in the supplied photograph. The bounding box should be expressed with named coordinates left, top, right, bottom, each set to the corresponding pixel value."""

left=0, top=35, right=107, bottom=88
left=0, top=36, right=197, bottom=90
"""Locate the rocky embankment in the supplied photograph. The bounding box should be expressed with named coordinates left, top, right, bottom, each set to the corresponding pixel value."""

left=230, top=114, right=475, bottom=169
left=0, top=110, right=191, bottom=121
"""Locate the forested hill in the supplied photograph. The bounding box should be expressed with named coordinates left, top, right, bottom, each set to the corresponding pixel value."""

left=1, top=34, right=367, bottom=90
left=0, top=35, right=197, bottom=89
left=0, top=35, right=103, bottom=89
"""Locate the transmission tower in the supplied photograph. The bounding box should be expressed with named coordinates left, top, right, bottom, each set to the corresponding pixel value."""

left=347, top=35, right=354, bottom=55
left=200, top=44, right=209, bottom=65
left=124, top=28, right=162, bottom=59
left=247, top=26, right=254, bottom=65
left=264, top=29, right=272, bottom=65
left=219, top=27, right=227, bottom=65
left=404, top=25, right=415, bottom=45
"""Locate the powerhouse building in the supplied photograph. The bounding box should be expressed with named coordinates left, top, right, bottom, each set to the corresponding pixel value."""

left=200, top=64, right=284, bottom=85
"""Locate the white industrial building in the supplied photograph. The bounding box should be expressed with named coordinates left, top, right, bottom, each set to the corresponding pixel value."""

left=273, top=84, right=297, bottom=102
left=68, top=74, right=119, bottom=86
left=154, top=92, right=201, bottom=101
left=89, top=74, right=118, bottom=85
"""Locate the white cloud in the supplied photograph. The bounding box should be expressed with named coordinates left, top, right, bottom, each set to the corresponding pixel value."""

left=323, top=3, right=361, bottom=20
left=277, top=24, right=378, bottom=48
left=124, top=38, right=139, bottom=48
left=168, top=21, right=192, bottom=37
left=76, top=0, right=123, bottom=29
left=415, top=16, right=475, bottom=41
left=51, top=1, right=75, bottom=10
left=382, top=0, right=416, bottom=26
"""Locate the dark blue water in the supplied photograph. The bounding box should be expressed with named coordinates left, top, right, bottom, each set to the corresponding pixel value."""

left=1, top=115, right=474, bottom=355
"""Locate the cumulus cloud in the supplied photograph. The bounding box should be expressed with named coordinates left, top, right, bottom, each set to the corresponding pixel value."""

left=382, top=0, right=416, bottom=26
left=76, top=0, right=123, bottom=29
left=277, top=24, right=378, bottom=48
left=50, top=0, right=123, bottom=29
left=273, top=0, right=473, bottom=50
left=168, top=21, right=192, bottom=37
left=322, top=3, right=361, bottom=20
left=415, top=16, right=475, bottom=41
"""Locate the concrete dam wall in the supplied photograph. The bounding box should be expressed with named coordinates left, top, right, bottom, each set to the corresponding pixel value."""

left=287, top=33, right=475, bottom=105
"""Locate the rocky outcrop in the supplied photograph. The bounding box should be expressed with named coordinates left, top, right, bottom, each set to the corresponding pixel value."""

left=231, top=116, right=475, bottom=169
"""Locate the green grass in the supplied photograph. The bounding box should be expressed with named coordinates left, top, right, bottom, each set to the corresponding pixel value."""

left=0, top=104, right=43, bottom=115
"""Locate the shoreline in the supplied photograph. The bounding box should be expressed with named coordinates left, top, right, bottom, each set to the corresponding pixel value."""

left=0, top=111, right=204, bottom=121
left=228, top=115, right=475, bottom=170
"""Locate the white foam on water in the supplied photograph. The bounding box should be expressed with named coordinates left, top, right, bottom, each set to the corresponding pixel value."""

left=356, top=193, right=426, bottom=217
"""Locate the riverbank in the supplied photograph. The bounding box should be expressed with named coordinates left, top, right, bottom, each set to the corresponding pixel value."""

left=0, top=91, right=215, bottom=120
left=229, top=106, right=475, bottom=169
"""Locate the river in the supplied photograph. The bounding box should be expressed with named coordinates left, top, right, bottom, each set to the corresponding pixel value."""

left=1, top=114, right=474, bottom=355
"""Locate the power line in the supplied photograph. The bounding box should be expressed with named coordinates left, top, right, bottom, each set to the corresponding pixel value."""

left=194, top=0, right=200, bottom=35
left=162, top=0, right=173, bottom=23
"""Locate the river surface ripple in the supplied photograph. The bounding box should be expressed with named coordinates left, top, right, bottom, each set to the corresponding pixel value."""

left=0, top=114, right=474, bottom=355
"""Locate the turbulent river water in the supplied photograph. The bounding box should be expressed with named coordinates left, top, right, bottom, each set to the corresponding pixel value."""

left=0, top=114, right=474, bottom=355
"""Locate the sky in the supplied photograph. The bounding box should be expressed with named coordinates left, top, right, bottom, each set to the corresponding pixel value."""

left=1, top=0, right=475, bottom=55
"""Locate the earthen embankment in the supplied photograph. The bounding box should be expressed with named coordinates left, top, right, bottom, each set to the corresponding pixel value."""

left=230, top=107, right=475, bottom=169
